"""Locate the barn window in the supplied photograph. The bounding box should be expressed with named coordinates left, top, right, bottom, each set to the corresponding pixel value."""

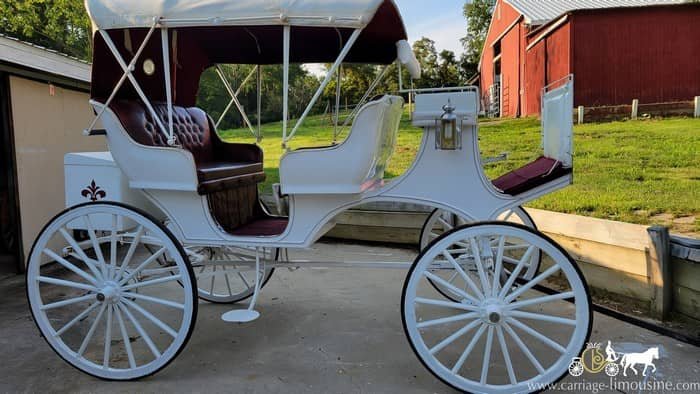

left=494, top=40, right=502, bottom=58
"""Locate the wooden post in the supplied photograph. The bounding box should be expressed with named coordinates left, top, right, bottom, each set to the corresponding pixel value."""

left=578, top=106, right=584, bottom=124
left=694, top=96, right=700, bottom=118
left=647, top=226, right=672, bottom=320
left=631, top=99, right=639, bottom=120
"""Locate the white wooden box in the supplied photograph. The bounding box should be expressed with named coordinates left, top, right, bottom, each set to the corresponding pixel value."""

left=64, top=152, right=154, bottom=231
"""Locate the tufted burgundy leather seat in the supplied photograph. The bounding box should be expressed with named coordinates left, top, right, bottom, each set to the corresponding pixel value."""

left=109, top=100, right=265, bottom=195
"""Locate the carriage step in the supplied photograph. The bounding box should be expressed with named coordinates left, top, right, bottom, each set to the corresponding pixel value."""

left=221, top=309, right=260, bottom=323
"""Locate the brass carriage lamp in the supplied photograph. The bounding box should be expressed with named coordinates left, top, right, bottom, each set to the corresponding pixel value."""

left=437, top=99, right=461, bottom=150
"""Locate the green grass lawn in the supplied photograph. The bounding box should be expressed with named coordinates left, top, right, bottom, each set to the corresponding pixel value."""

left=220, top=113, right=700, bottom=234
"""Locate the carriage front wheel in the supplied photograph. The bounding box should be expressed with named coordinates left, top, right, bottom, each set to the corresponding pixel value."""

left=402, top=222, right=592, bottom=393
left=26, top=202, right=197, bottom=380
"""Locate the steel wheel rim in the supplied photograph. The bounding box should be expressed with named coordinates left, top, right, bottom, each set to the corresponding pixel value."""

left=26, top=203, right=196, bottom=380
left=404, top=223, right=591, bottom=393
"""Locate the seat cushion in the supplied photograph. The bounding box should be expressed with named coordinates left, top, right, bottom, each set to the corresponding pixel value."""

left=197, top=162, right=264, bottom=182
left=492, top=156, right=571, bottom=196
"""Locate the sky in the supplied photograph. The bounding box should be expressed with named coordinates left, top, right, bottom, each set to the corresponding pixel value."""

left=396, top=0, right=467, bottom=55
left=304, top=0, right=467, bottom=76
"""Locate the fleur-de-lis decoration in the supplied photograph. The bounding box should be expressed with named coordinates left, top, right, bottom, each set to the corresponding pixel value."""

left=81, top=180, right=107, bottom=202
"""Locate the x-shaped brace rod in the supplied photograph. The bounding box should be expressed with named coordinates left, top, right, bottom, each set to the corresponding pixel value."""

left=215, top=65, right=258, bottom=139
left=85, top=20, right=175, bottom=145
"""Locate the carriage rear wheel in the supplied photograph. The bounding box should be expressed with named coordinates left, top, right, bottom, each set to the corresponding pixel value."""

left=26, top=202, right=197, bottom=380
left=189, top=246, right=278, bottom=304
left=403, top=222, right=591, bottom=393
left=421, top=207, right=542, bottom=302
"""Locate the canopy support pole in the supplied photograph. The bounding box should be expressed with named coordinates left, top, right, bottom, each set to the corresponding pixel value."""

left=215, top=65, right=256, bottom=136
left=97, top=25, right=171, bottom=143
left=397, top=61, right=403, bottom=92
left=333, top=66, right=342, bottom=143
left=161, top=28, right=175, bottom=145
left=282, top=25, right=291, bottom=149
left=286, top=28, right=362, bottom=145
left=84, top=22, right=158, bottom=136
left=257, top=65, right=262, bottom=142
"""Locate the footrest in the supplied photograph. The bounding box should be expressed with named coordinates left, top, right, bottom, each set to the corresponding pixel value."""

left=492, top=156, right=571, bottom=196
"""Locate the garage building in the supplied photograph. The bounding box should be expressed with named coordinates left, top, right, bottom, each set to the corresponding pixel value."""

left=0, top=34, right=105, bottom=273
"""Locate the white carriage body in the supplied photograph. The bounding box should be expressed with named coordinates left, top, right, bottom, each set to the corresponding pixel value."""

left=68, top=80, right=574, bottom=250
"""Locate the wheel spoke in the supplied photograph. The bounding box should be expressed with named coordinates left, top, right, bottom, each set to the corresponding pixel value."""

left=83, top=215, right=107, bottom=277
left=503, top=322, right=545, bottom=374
left=223, top=266, right=233, bottom=296
left=508, top=310, right=577, bottom=326
left=437, top=217, right=454, bottom=230
left=480, top=326, right=494, bottom=384
left=41, top=293, right=95, bottom=311
left=505, top=291, right=575, bottom=311
left=109, top=214, right=118, bottom=280
left=125, top=292, right=185, bottom=310
left=59, top=228, right=103, bottom=282
left=468, top=238, right=490, bottom=294
left=441, top=251, right=484, bottom=300
left=103, top=305, right=113, bottom=368
left=498, top=246, right=536, bottom=299
left=78, top=303, right=107, bottom=356
left=492, top=236, right=506, bottom=297
left=496, top=326, right=517, bottom=384
left=430, top=319, right=482, bottom=355
left=423, top=271, right=479, bottom=304
left=121, top=274, right=182, bottom=291
left=502, top=210, right=515, bottom=221
left=119, top=247, right=167, bottom=286
left=121, top=298, right=178, bottom=338
left=416, top=312, right=479, bottom=329
left=43, top=249, right=99, bottom=287
left=120, top=301, right=161, bottom=358
left=37, top=275, right=96, bottom=292
left=414, top=297, right=480, bottom=312
left=55, top=301, right=100, bottom=337
left=452, top=323, right=487, bottom=373
left=504, top=265, right=562, bottom=303
left=507, top=317, right=567, bottom=353
left=210, top=265, right=216, bottom=295
left=116, top=226, right=144, bottom=280
left=114, top=304, right=137, bottom=369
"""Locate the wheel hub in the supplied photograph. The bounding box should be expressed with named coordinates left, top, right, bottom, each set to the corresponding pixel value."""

left=96, top=282, right=121, bottom=304
left=481, top=299, right=504, bottom=325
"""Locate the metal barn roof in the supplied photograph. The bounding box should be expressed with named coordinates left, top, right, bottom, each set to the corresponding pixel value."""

left=505, top=0, right=689, bottom=25
left=0, top=34, right=91, bottom=83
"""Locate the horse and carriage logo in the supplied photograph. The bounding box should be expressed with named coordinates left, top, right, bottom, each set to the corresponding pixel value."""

left=569, top=341, right=659, bottom=378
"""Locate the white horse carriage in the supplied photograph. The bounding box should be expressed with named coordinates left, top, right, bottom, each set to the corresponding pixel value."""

left=26, top=1, right=592, bottom=392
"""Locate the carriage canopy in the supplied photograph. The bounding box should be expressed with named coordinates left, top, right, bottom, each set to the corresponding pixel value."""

left=87, top=0, right=410, bottom=107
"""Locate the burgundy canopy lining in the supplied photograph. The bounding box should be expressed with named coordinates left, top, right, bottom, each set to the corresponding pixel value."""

left=91, top=1, right=406, bottom=107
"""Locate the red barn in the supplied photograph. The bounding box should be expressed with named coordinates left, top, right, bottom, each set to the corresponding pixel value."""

left=478, top=0, right=700, bottom=117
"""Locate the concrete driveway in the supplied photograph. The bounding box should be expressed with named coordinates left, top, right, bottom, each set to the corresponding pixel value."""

left=2, top=242, right=698, bottom=393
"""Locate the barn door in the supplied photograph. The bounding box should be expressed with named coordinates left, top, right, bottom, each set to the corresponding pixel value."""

left=0, top=72, right=22, bottom=273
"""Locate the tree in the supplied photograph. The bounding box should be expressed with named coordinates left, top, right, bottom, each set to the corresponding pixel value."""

left=197, top=64, right=320, bottom=130
left=460, top=0, right=495, bottom=81
left=437, top=50, right=461, bottom=87
left=412, top=37, right=439, bottom=88
left=0, top=0, right=92, bottom=60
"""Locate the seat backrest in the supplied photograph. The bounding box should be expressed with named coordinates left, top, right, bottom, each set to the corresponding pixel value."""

left=541, top=77, right=574, bottom=167
left=109, top=100, right=214, bottom=164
